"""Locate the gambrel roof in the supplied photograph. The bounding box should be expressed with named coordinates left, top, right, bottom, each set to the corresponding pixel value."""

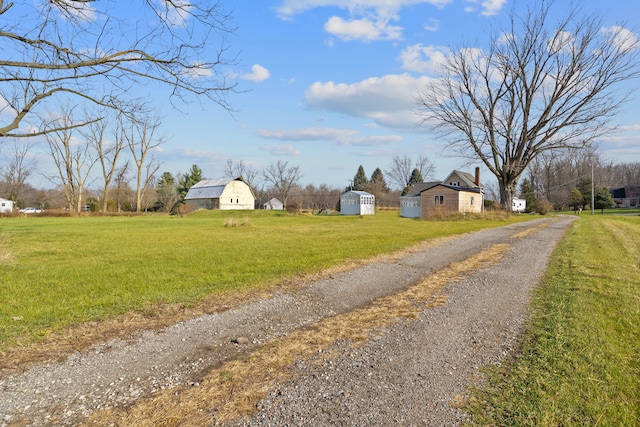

left=185, top=177, right=248, bottom=200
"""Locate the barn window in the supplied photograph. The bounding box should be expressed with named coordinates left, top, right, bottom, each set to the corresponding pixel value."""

left=434, top=195, right=444, bottom=205
left=230, top=198, right=233, bottom=203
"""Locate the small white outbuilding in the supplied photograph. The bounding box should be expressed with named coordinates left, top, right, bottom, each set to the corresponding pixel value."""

left=512, top=198, right=527, bottom=212
left=0, top=198, right=14, bottom=214
left=340, top=190, right=375, bottom=215
left=262, top=198, right=284, bottom=210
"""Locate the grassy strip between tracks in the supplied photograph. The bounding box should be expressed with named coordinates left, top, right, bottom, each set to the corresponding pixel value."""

left=467, top=215, right=640, bottom=426
left=0, top=209, right=529, bottom=357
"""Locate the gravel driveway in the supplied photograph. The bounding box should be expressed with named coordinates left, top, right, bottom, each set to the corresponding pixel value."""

left=0, top=215, right=576, bottom=426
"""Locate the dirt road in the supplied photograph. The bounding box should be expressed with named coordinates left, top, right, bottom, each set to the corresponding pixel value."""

left=0, top=215, right=576, bottom=426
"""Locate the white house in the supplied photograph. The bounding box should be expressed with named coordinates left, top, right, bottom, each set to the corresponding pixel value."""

left=0, top=198, right=14, bottom=214
left=512, top=198, right=527, bottom=212
left=184, top=177, right=255, bottom=211
left=263, top=198, right=284, bottom=210
left=340, top=190, right=375, bottom=215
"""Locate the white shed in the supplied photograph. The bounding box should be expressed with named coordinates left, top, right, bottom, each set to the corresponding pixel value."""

left=184, top=177, right=255, bottom=210
left=0, top=198, right=14, bottom=214
left=512, top=198, right=526, bottom=212
left=340, top=190, right=375, bottom=215
left=263, top=198, right=284, bottom=210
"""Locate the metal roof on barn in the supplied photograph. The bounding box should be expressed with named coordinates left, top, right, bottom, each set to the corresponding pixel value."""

left=185, top=177, right=243, bottom=200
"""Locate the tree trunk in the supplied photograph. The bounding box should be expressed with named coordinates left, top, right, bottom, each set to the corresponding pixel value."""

left=498, top=176, right=517, bottom=212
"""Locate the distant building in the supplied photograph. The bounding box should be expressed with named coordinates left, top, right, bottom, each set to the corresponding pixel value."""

left=611, top=186, right=640, bottom=208
left=0, top=198, right=14, bottom=214
left=262, top=198, right=284, bottom=210
left=184, top=177, right=255, bottom=211
left=512, top=198, right=526, bottom=212
left=400, top=168, right=484, bottom=219
left=340, top=191, right=375, bottom=215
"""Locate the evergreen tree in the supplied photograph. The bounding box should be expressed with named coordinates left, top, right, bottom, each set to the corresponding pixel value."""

left=178, top=164, right=203, bottom=200
left=594, top=187, right=615, bottom=213
left=518, top=178, right=536, bottom=213
left=351, top=165, right=368, bottom=191
left=569, top=188, right=584, bottom=211
left=367, top=167, right=389, bottom=198
left=408, top=168, right=424, bottom=185
left=156, top=172, right=178, bottom=213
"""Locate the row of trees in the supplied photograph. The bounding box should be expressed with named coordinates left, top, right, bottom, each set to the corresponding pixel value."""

left=514, top=148, right=638, bottom=213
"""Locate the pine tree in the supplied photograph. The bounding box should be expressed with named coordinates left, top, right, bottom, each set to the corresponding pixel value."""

left=178, top=165, right=203, bottom=200
left=408, top=168, right=424, bottom=185
left=352, top=165, right=368, bottom=191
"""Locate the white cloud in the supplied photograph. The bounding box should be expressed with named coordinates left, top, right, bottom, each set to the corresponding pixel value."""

left=304, top=73, right=435, bottom=129
left=257, top=127, right=401, bottom=146
left=602, top=26, right=640, bottom=53
left=464, top=0, right=506, bottom=16
left=399, top=43, right=450, bottom=73
left=180, top=62, right=213, bottom=79
left=48, top=0, right=97, bottom=22
left=423, top=18, right=439, bottom=32
left=261, top=144, right=302, bottom=156
left=324, top=16, right=402, bottom=42
left=241, top=64, right=271, bottom=83
left=275, top=1, right=452, bottom=41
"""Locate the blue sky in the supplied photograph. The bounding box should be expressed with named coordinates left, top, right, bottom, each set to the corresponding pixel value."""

left=9, top=0, right=640, bottom=191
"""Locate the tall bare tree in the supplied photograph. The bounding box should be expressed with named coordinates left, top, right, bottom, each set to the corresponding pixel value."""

left=416, top=1, right=640, bottom=208
left=0, top=139, right=36, bottom=204
left=0, top=0, right=236, bottom=141
left=43, top=110, right=97, bottom=212
left=263, top=160, right=302, bottom=209
left=123, top=114, right=165, bottom=212
left=224, top=160, right=259, bottom=190
left=385, top=154, right=436, bottom=191
left=81, top=115, right=125, bottom=212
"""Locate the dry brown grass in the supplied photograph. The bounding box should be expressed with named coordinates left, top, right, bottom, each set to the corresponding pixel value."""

left=510, top=220, right=552, bottom=239
left=84, top=243, right=512, bottom=426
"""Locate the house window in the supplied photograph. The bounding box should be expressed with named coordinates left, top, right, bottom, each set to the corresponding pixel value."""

left=470, top=196, right=475, bottom=206
left=449, top=181, right=459, bottom=186
left=434, top=195, right=444, bottom=205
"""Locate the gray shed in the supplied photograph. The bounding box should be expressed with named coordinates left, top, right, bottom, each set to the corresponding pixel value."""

left=340, top=190, right=375, bottom=215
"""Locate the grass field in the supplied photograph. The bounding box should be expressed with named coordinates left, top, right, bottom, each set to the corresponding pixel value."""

left=0, top=209, right=529, bottom=352
left=468, top=214, right=640, bottom=426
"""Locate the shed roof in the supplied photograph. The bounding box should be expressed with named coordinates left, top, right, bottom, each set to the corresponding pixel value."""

left=342, top=190, right=374, bottom=197
left=401, top=181, right=440, bottom=197
left=185, top=177, right=246, bottom=200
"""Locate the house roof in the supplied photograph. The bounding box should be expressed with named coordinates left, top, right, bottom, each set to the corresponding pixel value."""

left=185, top=177, right=246, bottom=200
left=432, top=183, right=483, bottom=193
left=342, top=190, right=374, bottom=197
left=401, top=181, right=440, bottom=197
left=612, top=186, right=640, bottom=199
left=443, top=170, right=480, bottom=188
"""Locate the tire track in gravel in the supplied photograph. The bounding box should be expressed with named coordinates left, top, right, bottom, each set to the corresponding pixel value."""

left=0, top=216, right=576, bottom=427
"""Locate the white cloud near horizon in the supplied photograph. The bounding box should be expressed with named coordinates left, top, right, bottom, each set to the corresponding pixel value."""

left=261, top=144, right=302, bottom=156
left=304, top=73, right=434, bottom=129
left=241, top=64, right=271, bottom=82
left=257, top=127, right=402, bottom=146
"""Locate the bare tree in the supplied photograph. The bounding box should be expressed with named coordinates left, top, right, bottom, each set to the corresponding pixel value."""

left=263, top=160, right=302, bottom=209
left=0, top=139, right=36, bottom=204
left=416, top=1, right=640, bottom=208
left=43, top=110, right=97, bottom=212
left=82, top=114, right=125, bottom=212
left=224, top=160, right=259, bottom=190
left=112, top=160, right=132, bottom=212
left=0, top=0, right=236, bottom=141
left=123, top=114, right=165, bottom=212
left=385, top=155, right=436, bottom=190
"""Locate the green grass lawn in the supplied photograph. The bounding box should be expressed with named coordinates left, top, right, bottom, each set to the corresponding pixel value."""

left=0, top=209, right=528, bottom=351
left=468, top=214, right=640, bottom=426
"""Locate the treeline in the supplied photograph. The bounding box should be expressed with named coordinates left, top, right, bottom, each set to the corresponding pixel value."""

left=514, top=149, right=640, bottom=212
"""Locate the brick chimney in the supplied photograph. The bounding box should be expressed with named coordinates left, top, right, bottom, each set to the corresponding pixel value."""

left=475, top=167, right=480, bottom=187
